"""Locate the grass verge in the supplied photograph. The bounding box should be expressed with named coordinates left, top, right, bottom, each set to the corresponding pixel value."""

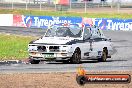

left=0, top=9, right=132, bottom=18
left=0, top=34, right=37, bottom=60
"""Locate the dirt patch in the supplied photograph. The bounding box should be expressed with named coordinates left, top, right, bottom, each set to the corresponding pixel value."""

left=0, top=71, right=131, bottom=88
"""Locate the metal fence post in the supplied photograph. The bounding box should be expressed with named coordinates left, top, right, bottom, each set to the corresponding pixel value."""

left=117, top=0, right=120, bottom=13
left=12, top=0, right=14, bottom=9
left=26, top=0, right=28, bottom=10
left=69, top=0, right=71, bottom=11
left=85, top=1, right=87, bottom=13
left=40, top=0, right=42, bottom=11
left=55, top=3, right=56, bottom=11
left=33, top=0, right=35, bottom=4
left=111, top=0, right=113, bottom=8
left=101, top=1, right=104, bottom=7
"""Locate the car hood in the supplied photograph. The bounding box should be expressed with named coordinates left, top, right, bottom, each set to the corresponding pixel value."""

left=33, top=37, right=80, bottom=45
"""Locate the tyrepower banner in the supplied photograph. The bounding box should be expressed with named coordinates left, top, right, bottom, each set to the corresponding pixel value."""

left=13, top=15, right=83, bottom=28
left=94, top=18, right=132, bottom=31
left=12, top=15, right=132, bottom=30
left=13, top=15, right=27, bottom=27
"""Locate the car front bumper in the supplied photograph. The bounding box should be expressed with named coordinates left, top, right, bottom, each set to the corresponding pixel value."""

left=29, top=52, right=73, bottom=60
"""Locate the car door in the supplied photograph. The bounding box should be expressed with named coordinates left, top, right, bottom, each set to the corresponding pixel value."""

left=80, top=27, right=92, bottom=57
left=90, top=28, right=105, bottom=52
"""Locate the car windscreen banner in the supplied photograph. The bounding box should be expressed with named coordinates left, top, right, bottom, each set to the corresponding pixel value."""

left=12, top=15, right=132, bottom=30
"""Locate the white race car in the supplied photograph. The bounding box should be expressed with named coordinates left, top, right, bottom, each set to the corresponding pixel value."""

left=28, top=24, right=113, bottom=64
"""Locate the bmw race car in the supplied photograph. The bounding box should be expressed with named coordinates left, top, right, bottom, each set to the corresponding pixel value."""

left=28, top=24, right=113, bottom=64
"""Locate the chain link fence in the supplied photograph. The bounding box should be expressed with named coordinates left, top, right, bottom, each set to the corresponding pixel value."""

left=0, top=0, right=132, bottom=13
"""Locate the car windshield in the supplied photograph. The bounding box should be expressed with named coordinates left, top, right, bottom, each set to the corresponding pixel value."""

left=45, top=24, right=82, bottom=38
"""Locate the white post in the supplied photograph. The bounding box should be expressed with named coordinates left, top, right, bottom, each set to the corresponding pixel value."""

left=12, top=0, right=14, bottom=9
left=55, top=3, right=56, bottom=11
left=101, top=1, right=103, bottom=7
left=40, top=0, right=42, bottom=11
left=117, top=0, right=120, bottom=13
left=111, top=0, right=113, bottom=8
left=69, top=0, right=71, bottom=11
left=26, top=0, right=28, bottom=10
left=54, top=0, right=56, bottom=11
left=29, top=0, right=30, bottom=4
left=85, top=1, right=87, bottom=13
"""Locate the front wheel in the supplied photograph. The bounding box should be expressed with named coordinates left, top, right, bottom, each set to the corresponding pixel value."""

left=70, top=48, right=81, bottom=64
left=30, top=59, right=40, bottom=64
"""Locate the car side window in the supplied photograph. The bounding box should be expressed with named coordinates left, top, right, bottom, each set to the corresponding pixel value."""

left=91, top=28, right=101, bottom=39
left=83, top=27, right=91, bottom=40
left=97, top=29, right=102, bottom=37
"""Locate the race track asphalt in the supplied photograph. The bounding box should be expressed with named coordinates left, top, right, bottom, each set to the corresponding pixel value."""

left=0, top=26, right=132, bottom=73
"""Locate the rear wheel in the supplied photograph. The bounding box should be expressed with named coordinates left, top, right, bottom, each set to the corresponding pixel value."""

left=98, top=48, right=107, bottom=62
left=70, top=48, right=81, bottom=64
left=30, top=59, right=40, bottom=64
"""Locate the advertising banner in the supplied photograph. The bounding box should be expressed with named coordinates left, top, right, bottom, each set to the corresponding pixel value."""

left=12, top=14, right=132, bottom=30
left=94, top=18, right=132, bottom=31
left=0, top=14, right=13, bottom=26
left=13, top=15, right=26, bottom=27
left=13, top=15, right=83, bottom=28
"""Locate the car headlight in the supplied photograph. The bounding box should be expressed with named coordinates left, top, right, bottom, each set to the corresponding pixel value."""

left=28, top=45, right=38, bottom=51
left=60, top=46, right=68, bottom=52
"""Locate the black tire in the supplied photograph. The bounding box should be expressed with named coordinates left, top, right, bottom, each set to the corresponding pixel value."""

left=76, top=75, right=86, bottom=85
left=70, top=48, right=81, bottom=64
left=98, top=49, right=107, bottom=62
left=30, top=59, right=40, bottom=64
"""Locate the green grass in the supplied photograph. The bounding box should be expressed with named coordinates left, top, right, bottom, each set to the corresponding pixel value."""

left=0, top=34, right=36, bottom=60
left=0, top=9, right=132, bottom=19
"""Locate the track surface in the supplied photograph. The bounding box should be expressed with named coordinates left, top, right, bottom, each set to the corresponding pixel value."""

left=0, top=27, right=132, bottom=73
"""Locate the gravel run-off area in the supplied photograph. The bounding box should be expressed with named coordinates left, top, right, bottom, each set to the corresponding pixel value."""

left=0, top=71, right=132, bottom=88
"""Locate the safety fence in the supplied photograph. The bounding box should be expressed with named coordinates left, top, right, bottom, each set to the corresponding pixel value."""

left=0, top=0, right=132, bottom=13
left=0, top=14, right=132, bottom=30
